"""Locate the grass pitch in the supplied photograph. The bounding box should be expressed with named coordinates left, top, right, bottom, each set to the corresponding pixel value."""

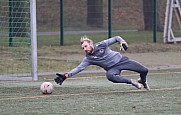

left=0, top=70, right=181, bottom=115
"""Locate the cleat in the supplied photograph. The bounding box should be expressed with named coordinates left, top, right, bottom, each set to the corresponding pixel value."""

left=138, top=78, right=150, bottom=90
left=131, top=79, right=142, bottom=89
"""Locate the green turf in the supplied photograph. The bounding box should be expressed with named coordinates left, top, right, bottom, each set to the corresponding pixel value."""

left=0, top=70, right=181, bottom=115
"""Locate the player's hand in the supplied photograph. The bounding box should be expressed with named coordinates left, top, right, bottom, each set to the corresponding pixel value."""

left=120, top=40, right=128, bottom=51
left=54, top=73, right=67, bottom=85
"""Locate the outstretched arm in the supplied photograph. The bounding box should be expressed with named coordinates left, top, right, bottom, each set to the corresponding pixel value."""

left=104, top=36, right=128, bottom=51
left=55, top=58, right=91, bottom=85
left=66, top=58, right=91, bottom=77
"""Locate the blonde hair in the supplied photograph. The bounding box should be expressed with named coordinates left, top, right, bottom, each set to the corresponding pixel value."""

left=80, top=35, right=93, bottom=44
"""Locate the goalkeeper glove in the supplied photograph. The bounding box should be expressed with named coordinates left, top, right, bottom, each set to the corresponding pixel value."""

left=120, top=41, right=128, bottom=51
left=54, top=73, right=66, bottom=85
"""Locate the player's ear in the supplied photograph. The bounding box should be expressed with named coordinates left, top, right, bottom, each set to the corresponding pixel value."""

left=90, top=42, right=94, bottom=47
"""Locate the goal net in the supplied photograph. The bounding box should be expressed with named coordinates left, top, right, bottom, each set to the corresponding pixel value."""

left=0, top=0, right=37, bottom=80
left=164, top=0, right=181, bottom=43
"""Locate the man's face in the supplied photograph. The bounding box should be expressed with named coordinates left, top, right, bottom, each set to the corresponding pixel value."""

left=81, top=41, right=93, bottom=54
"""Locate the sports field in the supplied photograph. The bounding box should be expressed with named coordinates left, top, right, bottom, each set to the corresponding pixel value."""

left=0, top=69, right=181, bottom=115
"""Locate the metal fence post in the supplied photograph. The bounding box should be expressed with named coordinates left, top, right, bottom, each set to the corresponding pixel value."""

left=60, top=0, right=64, bottom=45
left=153, top=0, right=157, bottom=43
left=108, top=0, right=112, bottom=38
left=9, top=0, right=14, bottom=47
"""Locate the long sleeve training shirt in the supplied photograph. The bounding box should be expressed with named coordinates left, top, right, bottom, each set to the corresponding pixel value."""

left=67, top=36, right=124, bottom=77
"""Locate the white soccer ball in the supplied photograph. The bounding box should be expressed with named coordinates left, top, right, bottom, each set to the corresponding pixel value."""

left=40, top=82, right=54, bottom=94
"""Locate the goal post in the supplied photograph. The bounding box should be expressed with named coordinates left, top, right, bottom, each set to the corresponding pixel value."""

left=30, top=0, right=38, bottom=81
left=164, top=0, right=181, bottom=43
left=0, top=0, right=37, bottom=81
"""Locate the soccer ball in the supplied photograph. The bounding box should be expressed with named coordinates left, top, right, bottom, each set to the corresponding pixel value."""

left=40, top=82, right=53, bottom=94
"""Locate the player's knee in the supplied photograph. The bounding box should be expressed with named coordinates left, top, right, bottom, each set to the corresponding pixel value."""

left=106, top=73, right=118, bottom=83
left=106, top=72, right=114, bottom=81
left=106, top=72, right=112, bottom=80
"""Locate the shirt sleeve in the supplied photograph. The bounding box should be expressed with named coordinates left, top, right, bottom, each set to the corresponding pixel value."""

left=67, top=57, right=91, bottom=77
left=103, top=36, right=124, bottom=46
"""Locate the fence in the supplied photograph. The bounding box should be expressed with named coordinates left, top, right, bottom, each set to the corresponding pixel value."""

left=0, top=0, right=37, bottom=80
left=36, top=0, right=167, bottom=46
left=1, top=0, right=180, bottom=80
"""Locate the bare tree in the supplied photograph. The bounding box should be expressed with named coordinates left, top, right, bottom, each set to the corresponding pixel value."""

left=143, top=0, right=154, bottom=30
left=143, top=0, right=162, bottom=31
left=87, top=0, right=103, bottom=28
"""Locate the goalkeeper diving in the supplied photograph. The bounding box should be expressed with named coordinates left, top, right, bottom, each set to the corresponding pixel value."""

left=55, top=35, right=150, bottom=90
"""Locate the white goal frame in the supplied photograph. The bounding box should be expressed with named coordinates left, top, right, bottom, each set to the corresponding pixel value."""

left=164, top=0, right=181, bottom=43
left=31, top=0, right=38, bottom=81
left=0, top=0, right=37, bottom=81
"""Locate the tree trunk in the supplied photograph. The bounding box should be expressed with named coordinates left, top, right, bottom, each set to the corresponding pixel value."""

left=143, top=0, right=162, bottom=31
left=143, top=0, right=154, bottom=30
left=87, top=0, right=103, bottom=28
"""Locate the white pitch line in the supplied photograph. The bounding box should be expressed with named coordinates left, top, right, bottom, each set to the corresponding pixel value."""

left=0, top=87, right=181, bottom=101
